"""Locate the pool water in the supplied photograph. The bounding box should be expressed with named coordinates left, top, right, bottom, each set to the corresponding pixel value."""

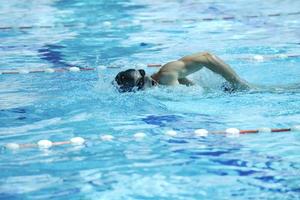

left=1, top=0, right=300, bottom=199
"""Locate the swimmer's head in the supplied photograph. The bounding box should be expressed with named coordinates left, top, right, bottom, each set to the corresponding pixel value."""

left=114, top=69, right=157, bottom=92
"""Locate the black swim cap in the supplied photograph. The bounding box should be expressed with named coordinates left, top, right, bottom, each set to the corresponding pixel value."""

left=114, top=69, right=146, bottom=92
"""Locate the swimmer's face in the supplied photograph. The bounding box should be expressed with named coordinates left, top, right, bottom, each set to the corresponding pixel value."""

left=114, top=69, right=157, bottom=92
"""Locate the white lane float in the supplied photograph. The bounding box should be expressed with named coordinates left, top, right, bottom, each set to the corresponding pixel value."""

left=253, top=55, right=264, bottom=62
left=165, top=130, right=178, bottom=136
left=4, top=125, right=300, bottom=151
left=225, top=128, right=240, bottom=137
left=133, top=132, right=147, bottom=139
left=70, top=137, right=85, bottom=145
left=5, top=143, right=20, bottom=150
left=100, top=135, right=114, bottom=141
left=69, top=67, right=80, bottom=72
left=194, top=129, right=209, bottom=137
left=45, top=68, right=55, bottom=73
left=258, top=127, right=272, bottom=133
left=37, top=140, right=53, bottom=149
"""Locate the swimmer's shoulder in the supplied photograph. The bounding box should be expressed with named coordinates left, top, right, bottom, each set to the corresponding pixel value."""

left=151, top=61, right=184, bottom=85
left=158, top=60, right=186, bottom=73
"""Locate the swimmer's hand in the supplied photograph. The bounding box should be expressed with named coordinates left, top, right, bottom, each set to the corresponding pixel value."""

left=180, top=52, right=253, bottom=91
left=222, top=80, right=253, bottom=92
left=236, top=79, right=253, bottom=90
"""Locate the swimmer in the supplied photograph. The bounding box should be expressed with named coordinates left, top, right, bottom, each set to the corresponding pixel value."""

left=114, top=52, right=251, bottom=92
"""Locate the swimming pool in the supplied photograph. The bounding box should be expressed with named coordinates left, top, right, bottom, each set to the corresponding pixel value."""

left=1, top=0, right=300, bottom=199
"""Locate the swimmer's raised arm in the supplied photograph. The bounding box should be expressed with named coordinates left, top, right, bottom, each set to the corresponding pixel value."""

left=115, top=51, right=253, bottom=92
left=179, top=52, right=251, bottom=89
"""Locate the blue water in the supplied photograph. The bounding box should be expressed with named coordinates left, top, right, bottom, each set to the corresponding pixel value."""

left=1, top=0, right=300, bottom=199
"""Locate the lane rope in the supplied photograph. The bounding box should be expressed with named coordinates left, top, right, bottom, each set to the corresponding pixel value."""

left=0, top=11, right=299, bottom=31
left=147, top=54, right=300, bottom=67
left=4, top=125, right=300, bottom=151
left=1, top=54, right=299, bottom=75
left=0, top=66, right=95, bottom=75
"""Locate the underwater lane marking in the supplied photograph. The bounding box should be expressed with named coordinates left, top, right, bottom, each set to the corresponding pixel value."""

left=80, top=67, right=95, bottom=71
left=287, top=54, right=300, bottom=58
left=0, top=26, right=12, bottom=30
left=29, top=70, right=46, bottom=73
left=19, top=26, right=33, bottom=29
left=287, top=11, right=300, bottom=15
left=39, top=25, right=53, bottom=28
left=202, top=18, right=214, bottom=21
left=222, top=16, right=235, bottom=20
left=245, top=15, right=259, bottom=18
left=63, top=24, right=76, bottom=27
left=268, top=13, right=281, bottom=17
left=1, top=71, right=19, bottom=74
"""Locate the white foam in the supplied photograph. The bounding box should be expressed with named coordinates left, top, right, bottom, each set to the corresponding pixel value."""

left=100, top=135, right=114, bottom=141
left=225, top=128, right=240, bottom=138
left=69, top=67, right=80, bottom=72
left=45, top=68, right=55, bottom=73
left=165, top=130, right=177, bottom=136
left=5, top=143, right=20, bottom=150
left=258, top=127, right=271, bottom=133
left=70, top=137, right=85, bottom=145
left=37, top=140, right=53, bottom=149
left=134, top=132, right=146, bottom=139
left=194, top=129, right=209, bottom=137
